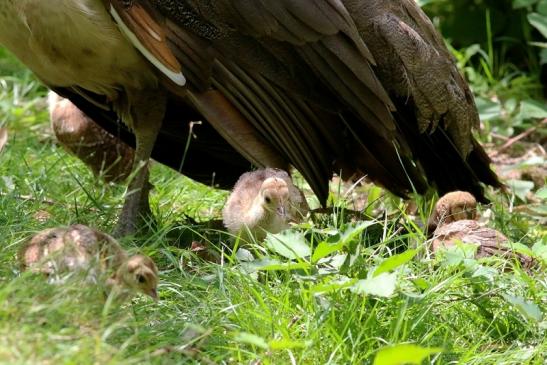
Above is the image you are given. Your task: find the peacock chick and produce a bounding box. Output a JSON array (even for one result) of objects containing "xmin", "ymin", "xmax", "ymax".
[
  {"xmin": 19, "ymin": 224, "xmax": 158, "ymax": 300},
  {"xmin": 109, "ymin": 254, "xmax": 159, "ymax": 300},
  {"xmin": 428, "ymin": 191, "xmax": 477, "ymax": 232},
  {"xmin": 49, "ymin": 92, "xmax": 135, "ymax": 184},
  {"xmin": 429, "ymin": 192, "xmax": 535, "ymax": 270},
  {"xmin": 431, "ymin": 219, "xmax": 507, "ymax": 253},
  {"xmin": 223, "ymin": 168, "xmax": 309, "ymax": 242}
]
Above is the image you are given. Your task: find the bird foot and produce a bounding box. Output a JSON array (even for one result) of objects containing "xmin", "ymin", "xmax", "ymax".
[
  {"xmin": 113, "ymin": 196, "xmax": 153, "ymax": 238},
  {"xmin": 113, "ymin": 170, "xmax": 154, "ymax": 238},
  {"xmin": 113, "ymin": 212, "xmax": 139, "ymax": 238},
  {"xmin": 112, "ymin": 89, "xmax": 165, "ymax": 238}
]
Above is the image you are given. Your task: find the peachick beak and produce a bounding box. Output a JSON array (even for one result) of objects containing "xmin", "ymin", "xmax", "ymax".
[
  {"xmin": 148, "ymin": 288, "xmax": 159, "ymax": 301},
  {"xmin": 277, "ymin": 206, "xmax": 286, "ymax": 217}
]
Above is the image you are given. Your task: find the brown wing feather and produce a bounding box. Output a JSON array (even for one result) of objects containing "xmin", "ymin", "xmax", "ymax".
[
  {"xmin": 109, "ymin": 0, "xmax": 183, "ymax": 82},
  {"xmin": 224, "ymin": 0, "xmax": 397, "ymax": 133},
  {"xmin": 346, "ymin": 0, "xmax": 480, "ymax": 156},
  {"xmin": 114, "ymin": 0, "xmax": 500, "ymax": 203},
  {"xmin": 210, "ymin": 60, "xmax": 333, "ymax": 200},
  {"xmin": 153, "ymin": 0, "xmax": 410, "ymax": 201},
  {"xmin": 186, "ymin": 89, "xmax": 289, "ymax": 170}
]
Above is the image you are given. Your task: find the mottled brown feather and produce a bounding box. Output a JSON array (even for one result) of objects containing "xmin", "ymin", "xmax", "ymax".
[
  {"xmin": 49, "ymin": 92, "xmax": 135, "ymax": 183},
  {"xmin": 110, "ymin": 0, "xmax": 181, "ymax": 74},
  {"xmin": 0, "ymin": 0, "xmax": 502, "ymax": 214},
  {"xmin": 429, "ymin": 192, "xmax": 536, "ymax": 270},
  {"xmin": 19, "ymin": 224, "xmax": 159, "ymax": 299}
]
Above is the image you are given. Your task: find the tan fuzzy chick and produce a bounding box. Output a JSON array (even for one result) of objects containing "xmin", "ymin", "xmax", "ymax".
[
  {"xmin": 429, "ymin": 192, "xmax": 535, "ymax": 269},
  {"xmin": 49, "ymin": 92, "xmax": 134, "ymax": 183},
  {"xmin": 19, "ymin": 224, "xmax": 158, "ymax": 300},
  {"xmin": 223, "ymin": 168, "xmax": 309, "ymax": 241},
  {"xmin": 431, "ymin": 219, "xmax": 507, "ymax": 253},
  {"xmin": 428, "ymin": 191, "xmax": 477, "ymax": 232}
]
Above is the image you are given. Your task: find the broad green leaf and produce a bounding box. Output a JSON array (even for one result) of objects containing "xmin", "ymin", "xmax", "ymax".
[
  {"xmin": 518, "ymin": 99, "xmax": 547, "ymax": 119},
  {"xmin": 509, "ymin": 155, "xmax": 545, "ymax": 169},
  {"xmin": 512, "ymin": 0, "xmax": 538, "ymax": 9},
  {"xmin": 475, "ymin": 97, "xmax": 502, "ymax": 121},
  {"xmin": 540, "ymin": 48, "xmax": 547, "ymax": 65},
  {"xmin": 532, "ymin": 240, "xmax": 547, "ymax": 263},
  {"xmin": 235, "ymin": 248, "xmax": 254, "ymax": 262},
  {"xmin": 234, "ymin": 333, "xmax": 312, "ymax": 351},
  {"xmin": 373, "ymin": 344, "xmax": 442, "ymax": 365},
  {"xmin": 351, "ymin": 272, "xmax": 397, "ymax": 297},
  {"xmin": 507, "ymin": 179, "xmax": 535, "ymax": 201},
  {"xmin": 472, "ymin": 265, "xmax": 498, "ymax": 281},
  {"xmin": 339, "ymin": 221, "xmax": 377, "ymax": 246},
  {"xmin": 233, "ymin": 332, "xmax": 268, "ymax": 349},
  {"xmin": 502, "ymin": 295, "xmax": 543, "ymax": 322},
  {"xmin": 504, "ymin": 98, "xmax": 519, "ymax": 115},
  {"xmin": 365, "ymin": 186, "xmax": 383, "ymax": 216},
  {"xmin": 1, "ymin": 176, "xmax": 15, "ymax": 192},
  {"xmin": 528, "ymin": 12, "xmax": 547, "ymax": 38},
  {"xmin": 505, "ymin": 241, "xmax": 535, "ymax": 257},
  {"xmin": 257, "ymin": 262, "xmax": 311, "ymax": 271},
  {"xmin": 240, "ymin": 258, "xmax": 311, "ymax": 272},
  {"xmin": 373, "ymin": 249, "xmax": 417, "ymax": 277},
  {"xmin": 308, "ymin": 277, "xmax": 356, "ymax": 294},
  {"xmin": 438, "ymin": 242, "xmax": 478, "ymax": 267},
  {"xmin": 264, "ymin": 230, "xmax": 311, "ymax": 259},
  {"xmin": 311, "ymin": 240, "xmax": 346, "ymax": 263},
  {"xmin": 538, "ymin": 0, "xmax": 547, "ymax": 15},
  {"xmin": 527, "ymin": 204, "xmax": 547, "ymax": 216},
  {"xmin": 329, "ymin": 253, "xmax": 350, "ymax": 270},
  {"xmin": 412, "ymin": 278, "xmax": 430, "ymax": 290},
  {"xmin": 535, "ymin": 186, "xmax": 547, "ymax": 199},
  {"xmin": 464, "ymin": 44, "xmax": 484, "ymax": 61}
]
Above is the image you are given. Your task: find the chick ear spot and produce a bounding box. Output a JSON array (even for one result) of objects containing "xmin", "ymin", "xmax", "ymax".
[{"xmin": 136, "ymin": 274, "xmax": 146, "ymax": 283}]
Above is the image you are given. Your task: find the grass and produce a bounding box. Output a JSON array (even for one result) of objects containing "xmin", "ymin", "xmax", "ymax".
[{"xmin": 0, "ymin": 46, "xmax": 546, "ymax": 364}]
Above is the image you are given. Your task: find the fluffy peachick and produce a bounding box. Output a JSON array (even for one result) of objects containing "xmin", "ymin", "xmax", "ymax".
[
  {"xmin": 19, "ymin": 224, "xmax": 159, "ymax": 300},
  {"xmin": 223, "ymin": 168, "xmax": 309, "ymax": 241}
]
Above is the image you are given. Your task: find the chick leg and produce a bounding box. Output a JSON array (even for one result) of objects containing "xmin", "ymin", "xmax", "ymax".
[{"xmin": 114, "ymin": 90, "xmax": 166, "ymax": 237}]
